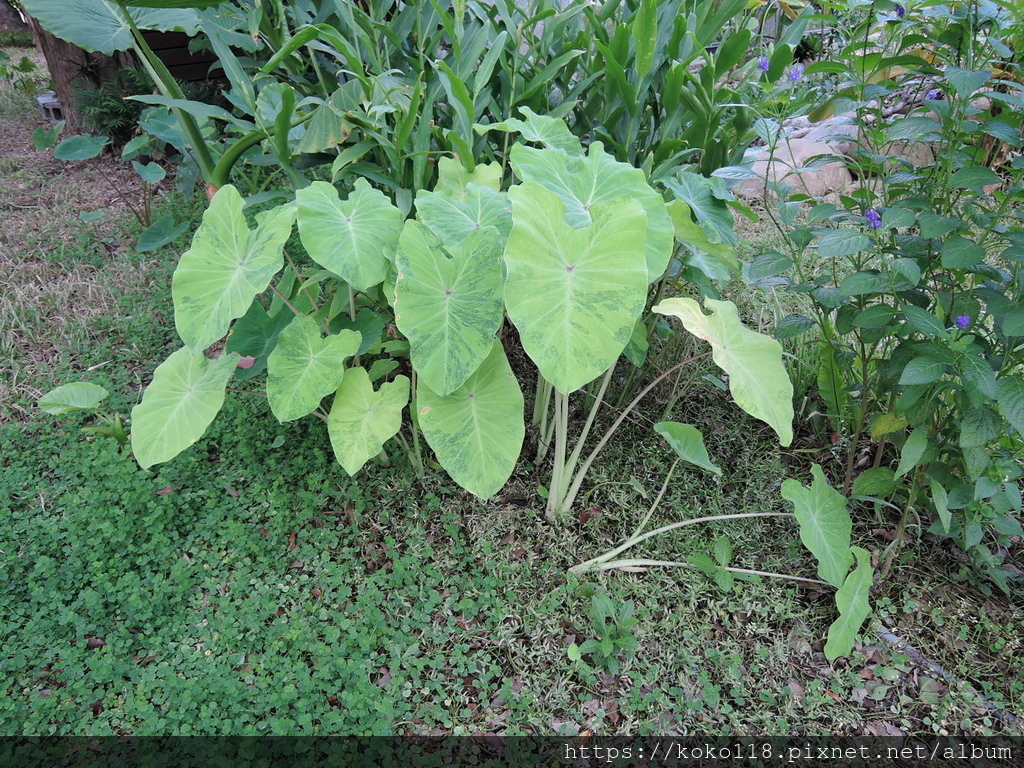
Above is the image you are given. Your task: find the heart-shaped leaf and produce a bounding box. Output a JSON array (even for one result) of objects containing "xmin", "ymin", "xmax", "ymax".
[
  {"xmin": 38, "ymin": 382, "xmax": 109, "ymax": 414},
  {"xmin": 327, "ymin": 368, "xmax": 409, "ymax": 475},
  {"xmin": 131, "ymin": 348, "xmax": 238, "ymax": 469},
  {"xmin": 781, "ymin": 464, "xmax": 854, "ymax": 588},
  {"xmin": 653, "ymin": 422, "xmax": 722, "ymax": 476},
  {"xmin": 417, "ymin": 341, "xmax": 525, "ymax": 498},
  {"xmin": 655, "ymin": 298, "xmax": 794, "ymax": 446},
  {"xmin": 414, "ymin": 185, "xmax": 513, "ymax": 246},
  {"xmin": 394, "ymin": 221, "xmax": 504, "ymax": 396},
  {"xmin": 504, "ymin": 183, "xmax": 649, "ymax": 394},
  {"xmin": 824, "ymin": 546, "xmax": 873, "ymax": 660},
  {"xmin": 296, "ymin": 178, "xmax": 403, "ymax": 291},
  {"xmin": 509, "ymin": 141, "xmax": 672, "ymax": 281},
  {"xmin": 172, "ymin": 187, "xmax": 295, "ymax": 351},
  {"xmin": 20, "ymin": 0, "xmax": 199, "ymax": 54},
  {"xmin": 266, "ymin": 316, "xmax": 361, "ymax": 422}
]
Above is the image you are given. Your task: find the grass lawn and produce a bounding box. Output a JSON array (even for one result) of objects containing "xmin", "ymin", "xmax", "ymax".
[{"xmin": 1, "ymin": 50, "xmax": 1021, "ymax": 739}]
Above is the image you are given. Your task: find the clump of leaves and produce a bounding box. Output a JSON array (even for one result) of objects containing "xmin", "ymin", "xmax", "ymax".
[{"xmin": 568, "ymin": 592, "xmax": 639, "ymax": 675}]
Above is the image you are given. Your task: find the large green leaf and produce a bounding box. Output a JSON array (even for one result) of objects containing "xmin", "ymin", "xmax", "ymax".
[
  {"xmin": 509, "ymin": 141, "xmax": 673, "ymax": 281},
  {"xmin": 478, "ymin": 106, "xmax": 584, "ymax": 156},
  {"xmin": 21, "ymin": 0, "xmax": 199, "ymax": 54},
  {"xmin": 504, "ymin": 183, "xmax": 649, "ymax": 394},
  {"xmin": 296, "ymin": 179, "xmax": 403, "ymax": 291},
  {"xmin": 416, "ymin": 341, "xmax": 525, "ymax": 498},
  {"xmin": 996, "ymin": 375, "xmax": 1024, "ymax": 436},
  {"xmin": 781, "ymin": 464, "xmax": 854, "ymax": 588},
  {"xmin": 434, "ymin": 157, "xmax": 503, "ymax": 197},
  {"xmin": 824, "ymin": 546, "xmax": 873, "ymax": 660},
  {"xmin": 414, "ymin": 185, "xmax": 513, "ymax": 246},
  {"xmin": 266, "ymin": 317, "xmax": 361, "ymax": 422},
  {"xmin": 172, "ymin": 187, "xmax": 295, "ymax": 351},
  {"xmin": 327, "ymin": 368, "xmax": 409, "ymax": 475},
  {"xmin": 665, "ymin": 199, "xmax": 740, "ymax": 278},
  {"xmin": 653, "ymin": 422, "xmax": 722, "ymax": 476},
  {"xmin": 131, "ymin": 348, "xmax": 238, "ymax": 469},
  {"xmin": 394, "ymin": 221, "xmax": 504, "ymax": 396},
  {"xmin": 654, "ymin": 298, "xmax": 794, "ymax": 446},
  {"xmin": 38, "ymin": 382, "xmax": 109, "ymax": 415}
]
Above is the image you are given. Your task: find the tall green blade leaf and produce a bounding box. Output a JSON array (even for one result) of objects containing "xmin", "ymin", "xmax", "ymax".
[
  {"xmin": 504, "ymin": 183, "xmax": 649, "ymax": 394},
  {"xmin": 394, "ymin": 222, "xmax": 504, "ymax": 396},
  {"xmin": 172, "ymin": 187, "xmax": 295, "ymax": 351},
  {"xmin": 824, "ymin": 546, "xmax": 873, "ymax": 660},
  {"xmin": 655, "ymin": 298, "xmax": 794, "ymax": 446},
  {"xmin": 266, "ymin": 317, "xmax": 361, "ymax": 422},
  {"xmin": 653, "ymin": 422, "xmax": 722, "ymax": 476},
  {"xmin": 781, "ymin": 464, "xmax": 854, "ymax": 588},
  {"xmin": 509, "ymin": 141, "xmax": 673, "ymax": 281},
  {"xmin": 417, "ymin": 341, "xmax": 525, "ymax": 498},
  {"xmin": 327, "ymin": 368, "xmax": 409, "ymax": 475},
  {"xmin": 296, "ymin": 179, "xmax": 404, "ymax": 291},
  {"xmin": 131, "ymin": 348, "xmax": 238, "ymax": 469},
  {"xmin": 632, "ymin": 0, "xmax": 657, "ymax": 79}
]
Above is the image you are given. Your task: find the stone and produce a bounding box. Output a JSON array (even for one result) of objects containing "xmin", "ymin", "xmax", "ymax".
[{"xmin": 737, "ymin": 139, "xmax": 853, "ymax": 199}]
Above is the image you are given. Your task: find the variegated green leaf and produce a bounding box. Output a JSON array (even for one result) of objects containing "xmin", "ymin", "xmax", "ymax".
[
  {"xmin": 414, "ymin": 185, "xmax": 513, "ymax": 246},
  {"xmin": 655, "ymin": 298, "xmax": 794, "ymax": 446},
  {"xmin": 781, "ymin": 464, "xmax": 854, "ymax": 588},
  {"xmin": 504, "ymin": 183, "xmax": 649, "ymax": 394},
  {"xmin": 417, "ymin": 341, "xmax": 524, "ymax": 498},
  {"xmin": 509, "ymin": 141, "xmax": 673, "ymax": 281},
  {"xmin": 824, "ymin": 546, "xmax": 873, "ymax": 660},
  {"xmin": 131, "ymin": 348, "xmax": 238, "ymax": 469},
  {"xmin": 266, "ymin": 316, "xmax": 361, "ymax": 422},
  {"xmin": 296, "ymin": 178, "xmax": 403, "ymax": 291},
  {"xmin": 327, "ymin": 368, "xmax": 409, "ymax": 475},
  {"xmin": 172, "ymin": 187, "xmax": 295, "ymax": 351},
  {"xmin": 394, "ymin": 221, "xmax": 504, "ymax": 396}
]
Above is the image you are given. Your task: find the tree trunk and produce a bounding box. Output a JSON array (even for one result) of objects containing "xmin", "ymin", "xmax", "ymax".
[
  {"xmin": 0, "ymin": 0, "xmax": 29, "ymax": 32},
  {"xmin": 23, "ymin": 13, "xmax": 118, "ymax": 132}
]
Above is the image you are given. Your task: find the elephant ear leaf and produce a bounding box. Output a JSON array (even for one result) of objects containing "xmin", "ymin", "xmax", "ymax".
[
  {"xmin": 131, "ymin": 348, "xmax": 239, "ymax": 469},
  {"xmin": 266, "ymin": 316, "xmax": 361, "ymax": 422},
  {"xmin": 327, "ymin": 368, "xmax": 409, "ymax": 475},
  {"xmin": 653, "ymin": 422, "xmax": 722, "ymax": 476},
  {"xmin": 781, "ymin": 464, "xmax": 854, "ymax": 588},
  {"xmin": 296, "ymin": 178, "xmax": 403, "ymax": 291},
  {"xmin": 394, "ymin": 221, "xmax": 505, "ymax": 396},
  {"xmin": 172, "ymin": 186, "xmax": 295, "ymax": 351},
  {"xmin": 655, "ymin": 297, "xmax": 794, "ymax": 446},
  {"xmin": 416, "ymin": 341, "xmax": 525, "ymax": 499},
  {"xmin": 824, "ymin": 546, "xmax": 873, "ymax": 660},
  {"xmin": 503, "ymin": 182, "xmax": 649, "ymax": 394}
]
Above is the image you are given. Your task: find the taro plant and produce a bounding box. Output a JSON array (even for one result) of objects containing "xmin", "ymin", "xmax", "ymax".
[
  {"xmin": 566, "ymin": 592, "xmax": 639, "ymax": 675},
  {"xmin": 37, "ymin": 382, "xmax": 130, "ymax": 449},
  {"xmin": 127, "ymin": 110, "xmax": 795, "ymax": 524}
]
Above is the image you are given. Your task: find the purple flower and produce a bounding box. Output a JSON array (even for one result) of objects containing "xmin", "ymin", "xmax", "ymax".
[
  {"xmin": 758, "ymin": 55, "xmax": 770, "ymax": 72},
  {"xmin": 926, "ymin": 88, "xmax": 941, "ymax": 100},
  {"xmin": 789, "ymin": 63, "xmax": 805, "ymax": 82},
  {"xmin": 894, "ymin": 3, "xmax": 906, "ymax": 18},
  {"xmin": 954, "ymin": 315, "xmax": 971, "ymax": 329},
  {"xmin": 865, "ymin": 209, "xmax": 883, "ymax": 229}
]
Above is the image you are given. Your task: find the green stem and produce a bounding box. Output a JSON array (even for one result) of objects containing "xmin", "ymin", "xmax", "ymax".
[
  {"xmin": 556, "ymin": 351, "xmax": 711, "ymax": 518},
  {"xmin": 570, "ymin": 512, "xmax": 795, "ymax": 574},
  {"xmin": 119, "ymin": 4, "xmax": 216, "ymax": 184},
  {"xmin": 575, "ymin": 559, "xmax": 830, "ymax": 584},
  {"xmin": 546, "ymin": 389, "xmax": 570, "ymax": 521},
  {"xmin": 563, "ymin": 363, "xmax": 615, "ymax": 486}
]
